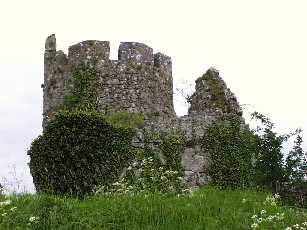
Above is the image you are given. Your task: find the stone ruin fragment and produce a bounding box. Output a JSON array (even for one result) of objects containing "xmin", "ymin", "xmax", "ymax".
[{"xmin": 43, "ymin": 34, "xmax": 243, "ymax": 188}]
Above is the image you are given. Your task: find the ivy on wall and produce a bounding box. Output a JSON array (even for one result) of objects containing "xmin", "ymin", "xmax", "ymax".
[
  {"xmin": 201, "ymin": 116, "xmax": 257, "ymax": 188},
  {"xmin": 61, "ymin": 66, "xmax": 98, "ymax": 112},
  {"xmin": 97, "ymin": 130, "xmax": 186, "ymax": 194},
  {"xmin": 29, "ymin": 65, "xmax": 139, "ymax": 197}
]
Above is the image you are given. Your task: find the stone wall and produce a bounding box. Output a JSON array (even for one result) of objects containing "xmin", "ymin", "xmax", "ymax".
[{"xmin": 42, "ymin": 34, "xmax": 243, "ymax": 188}]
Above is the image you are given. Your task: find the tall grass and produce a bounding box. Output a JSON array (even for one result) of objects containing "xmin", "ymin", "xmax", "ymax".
[{"xmin": 0, "ymin": 187, "xmax": 306, "ymax": 230}]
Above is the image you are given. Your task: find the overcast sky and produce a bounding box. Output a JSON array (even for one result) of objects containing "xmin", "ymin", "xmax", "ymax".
[{"xmin": 0, "ymin": 0, "xmax": 306, "ymax": 193}]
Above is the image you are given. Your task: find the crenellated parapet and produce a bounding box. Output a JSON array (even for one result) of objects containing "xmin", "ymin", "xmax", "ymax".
[{"xmin": 43, "ymin": 34, "xmax": 175, "ymax": 123}]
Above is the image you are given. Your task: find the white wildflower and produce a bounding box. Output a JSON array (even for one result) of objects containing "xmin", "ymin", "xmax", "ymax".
[
  {"xmin": 148, "ymin": 157, "xmax": 153, "ymax": 162},
  {"xmin": 251, "ymin": 215, "xmax": 258, "ymax": 220},
  {"xmin": 0, "ymin": 200, "xmax": 11, "ymax": 206},
  {"xmin": 1, "ymin": 213, "xmax": 7, "ymax": 217},
  {"xmin": 260, "ymin": 209, "xmax": 266, "ymax": 215},
  {"xmin": 251, "ymin": 223, "xmax": 258, "ymax": 229},
  {"xmin": 302, "ymin": 222, "xmax": 307, "ymax": 226},
  {"xmin": 29, "ymin": 216, "xmax": 39, "ymax": 222},
  {"xmin": 257, "ymin": 217, "xmax": 263, "ymax": 223},
  {"xmin": 127, "ymin": 166, "xmax": 132, "ymax": 170},
  {"xmin": 277, "ymin": 212, "xmax": 285, "ymax": 220},
  {"xmin": 274, "ymin": 193, "xmax": 280, "ymax": 199},
  {"xmin": 10, "ymin": 207, "xmax": 17, "ymax": 212},
  {"xmin": 285, "ymin": 227, "xmax": 292, "ymax": 230},
  {"xmin": 267, "ymin": 215, "xmax": 274, "ymax": 221}
]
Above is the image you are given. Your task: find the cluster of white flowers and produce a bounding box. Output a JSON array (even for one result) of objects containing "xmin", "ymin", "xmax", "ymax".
[
  {"xmin": 0, "ymin": 200, "xmax": 11, "ymax": 207},
  {"xmin": 251, "ymin": 210, "xmax": 285, "ymax": 229},
  {"xmin": 27, "ymin": 216, "xmax": 40, "ymax": 227},
  {"xmin": 0, "ymin": 199, "xmax": 15, "ymax": 218},
  {"xmin": 284, "ymin": 222, "xmax": 307, "ymax": 230},
  {"xmin": 250, "ymin": 194, "xmax": 283, "ymax": 229},
  {"xmin": 0, "ymin": 198, "xmax": 40, "ymax": 228},
  {"xmin": 250, "ymin": 194, "xmax": 307, "ymax": 230},
  {"xmin": 103, "ymin": 178, "xmax": 136, "ymax": 195},
  {"xmin": 29, "ymin": 216, "xmax": 39, "ymax": 222},
  {"xmin": 263, "ymin": 193, "xmax": 280, "ymax": 206},
  {"xmin": 141, "ymin": 157, "xmax": 154, "ymax": 166},
  {"xmin": 95, "ymin": 156, "xmax": 184, "ymax": 195}
]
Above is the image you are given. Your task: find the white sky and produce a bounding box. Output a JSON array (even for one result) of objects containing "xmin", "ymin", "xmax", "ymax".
[{"xmin": 0, "ymin": 0, "xmax": 306, "ymax": 192}]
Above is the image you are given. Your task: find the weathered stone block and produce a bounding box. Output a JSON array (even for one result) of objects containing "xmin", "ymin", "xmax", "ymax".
[
  {"xmin": 118, "ymin": 42, "xmax": 153, "ymax": 65},
  {"xmin": 68, "ymin": 40, "xmax": 110, "ymax": 67}
]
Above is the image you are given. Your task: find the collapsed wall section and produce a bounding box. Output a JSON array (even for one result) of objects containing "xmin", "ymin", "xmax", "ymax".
[
  {"xmin": 144, "ymin": 68, "xmax": 243, "ymax": 187},
  {"xmin": 188, "ymin": 68, "xmax": 242, "ymax": 117}
]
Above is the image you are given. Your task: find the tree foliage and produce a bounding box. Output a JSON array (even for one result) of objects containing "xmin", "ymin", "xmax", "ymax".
[
  {"xmin": 285, "ymin": 129, "xmax": 307, "ymax": 185},
  {"xmin": 202, "ymin": 111, "xmax": 306, "ymax": 193}
]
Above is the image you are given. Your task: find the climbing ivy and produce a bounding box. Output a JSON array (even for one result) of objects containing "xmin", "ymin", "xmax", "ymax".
[
  {"xmin": 61, "ymin": 65, "xmax": 97, "ymax": 112},
  {"xmin": 201, "ymin": 116, "xmax": 257, "ymax": 188},
  {"xmin": 96, "ymin": 130, "xmax": 186, "ymax": 194},
  {"xmin": 29, "ymin": 65, "xmax": 139, "ymax": 197},
  {"xmin": 142, "ymin": 131, "xmax": 185, "ymax": 174}
]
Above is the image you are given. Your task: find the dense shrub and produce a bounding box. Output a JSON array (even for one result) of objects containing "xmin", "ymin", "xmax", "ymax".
[
  {"xmin": 201, "ymin": 116, "xmax": 258, "ymax": 188},
  {"xmin": 28, "ymin": 110, "xmax": 135, "ymax": 197}
]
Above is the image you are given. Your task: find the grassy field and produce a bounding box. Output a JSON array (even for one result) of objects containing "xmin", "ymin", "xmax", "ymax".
[{"xmin": 0, "ymin": 187, "xmax": 306, "ymax": 230}]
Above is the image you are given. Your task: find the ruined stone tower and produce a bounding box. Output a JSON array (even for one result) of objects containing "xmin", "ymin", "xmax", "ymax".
[
  {"xmin": 43, "ymin": 34, "xmax": 243, "ymax": 187},
  {"xmin": 43, "ymin": 34, "xmax": 175, "ymax": 124}
]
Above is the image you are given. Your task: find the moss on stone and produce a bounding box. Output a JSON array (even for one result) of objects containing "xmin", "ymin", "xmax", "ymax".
[
  {"xmin": 104, "ymin": 111, "xmax": 145, "ymax": 129},
  {"xmin": 201, "ymin": 72, "xmax": 227, "ymax": 112}
]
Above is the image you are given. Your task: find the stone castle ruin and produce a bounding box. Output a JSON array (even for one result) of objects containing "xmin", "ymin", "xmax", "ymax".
[{"xmin": 43, "ymin": 34, "xmax": 243, "ymax": 187}]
